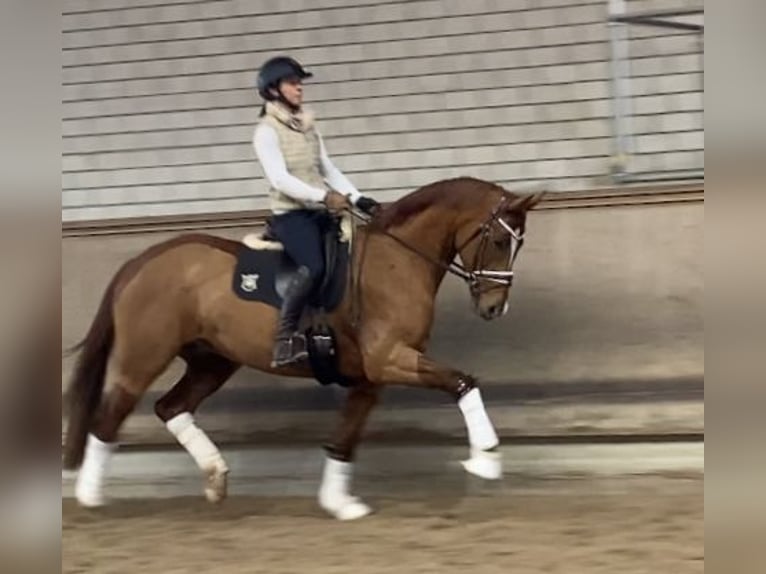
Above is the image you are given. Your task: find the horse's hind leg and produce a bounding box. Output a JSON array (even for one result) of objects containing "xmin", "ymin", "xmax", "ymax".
[
  {"xmin": 75, "ymin": 385, "xmax": 141, "ymax": 507},
  {"xmin": 76, "ymin": 345, "xmax": 177, "ymax": 508},
  {"xmin": 154, "ymin": 344, "xmax": 240, "ymax": 503}
]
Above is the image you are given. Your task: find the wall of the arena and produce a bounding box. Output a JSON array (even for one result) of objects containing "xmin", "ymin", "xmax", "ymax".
[
  {"xmin": 62, "ymin": 196, "xmax": 703, "ymax": 399},
  {"xmin": 62, "ymin": 0, "xmax": 703, "ymax": 222}
]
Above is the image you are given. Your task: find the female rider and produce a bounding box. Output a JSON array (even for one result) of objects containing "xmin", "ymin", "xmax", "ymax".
[{"xmin": 253, "ymin": 56, "xmax": 380, "ymax": 367}]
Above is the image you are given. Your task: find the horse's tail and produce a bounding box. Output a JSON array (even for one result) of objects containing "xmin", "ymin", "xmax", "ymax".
[{"xmin": 62, "ymin": 274, "xmax": 119, "ymax": 470}]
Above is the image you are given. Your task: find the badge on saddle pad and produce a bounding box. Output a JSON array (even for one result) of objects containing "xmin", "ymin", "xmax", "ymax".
[
  {"xmin": 232, "ymin": 247, "xmax": 282, "ymax": 305},
  {"xmin": 240, "ymin": 273, "xmax": 260, "ymax": 293}
]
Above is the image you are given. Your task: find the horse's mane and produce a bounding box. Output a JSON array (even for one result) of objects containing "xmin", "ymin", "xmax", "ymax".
[{"xmin": 373, "ymin": 177, "xmax": 505, "ymax": 230}]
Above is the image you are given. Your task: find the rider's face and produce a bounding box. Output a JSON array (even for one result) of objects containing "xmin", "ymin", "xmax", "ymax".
[{"xmin": 277, "ymin": 77, "xmax": 304, "ymax": 108}]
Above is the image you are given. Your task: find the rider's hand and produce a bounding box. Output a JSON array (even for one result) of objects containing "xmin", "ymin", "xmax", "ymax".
[
  {"xmin": 323, "ymin": 190, "xmax": 351, "ymax": 213},
  {"xmin": 355, "ymin": 195, "xmax": 382, "ymax": 217}
]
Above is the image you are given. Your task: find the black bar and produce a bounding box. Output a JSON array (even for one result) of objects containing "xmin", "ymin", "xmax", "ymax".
[
  {"xmin": 610, "ymin": 14, "xmax": 703, "ymax": 32},
  {"xmin": 621, "ymin": 8, "xmax": 702, "ymax": 18}
]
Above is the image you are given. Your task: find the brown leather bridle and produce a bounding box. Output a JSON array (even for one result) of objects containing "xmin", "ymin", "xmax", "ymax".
[{"xmin": 452, "ymin": 196, "xmax": 524, "ymax": 292}]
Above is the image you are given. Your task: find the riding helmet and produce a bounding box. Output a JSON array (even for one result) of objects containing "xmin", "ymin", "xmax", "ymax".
[{"xmin": 256, "ymin": 56, "xmax": 313, "ymax": 100}]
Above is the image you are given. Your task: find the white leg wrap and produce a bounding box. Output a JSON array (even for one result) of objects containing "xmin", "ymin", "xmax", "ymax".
[
  {"xmin": 166, "ymin": 413, "xmax": 229, "ymax": 503},
  {"xmin": 166, "ymin": 413, "xmax": 227, "ymax": 473},
  {"xmin": 458, "ymin": 388, "xmax": 500, "ymax": 451},
  {"xmin": 75, "ymin": 434, "xmax": 116, "ymax": 507},
  {"xmin": 318, "ymin": 457, "xmax": 372, "ymax": 521},
  {"xmin": 458, "ymin": 388, "xmax": 503, "ymax": 480}
]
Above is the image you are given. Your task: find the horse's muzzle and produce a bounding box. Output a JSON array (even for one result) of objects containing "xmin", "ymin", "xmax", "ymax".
[{"xmin": 476, "ymin": 300, "xmax": 509, "ymax": 321}]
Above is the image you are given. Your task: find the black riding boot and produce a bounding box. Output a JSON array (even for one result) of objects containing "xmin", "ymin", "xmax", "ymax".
[{"xmin": 271, "ymin": 265, "xmax": 313, "ymax": 368}]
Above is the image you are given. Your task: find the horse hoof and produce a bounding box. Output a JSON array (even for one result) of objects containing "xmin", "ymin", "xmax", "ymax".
[
  {"xmin": 75, "ymin": 489, "xmax": 106, "ymax": 508},
  {"xmin": 320, "ymin": 495, "xmax": 373, "ymax": 521},
  {"xmin": 461, "ymin": 449, "xmax": 503, "ymax": 480},
  {"xmin": 204, "ymin": 468, "xmax": 228, "ymax": 504}
]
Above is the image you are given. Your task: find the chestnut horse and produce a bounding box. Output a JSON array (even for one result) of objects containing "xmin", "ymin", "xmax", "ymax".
[{"xmin": 63, "ymin": 176, "xmax": 544, "ymax": 520}]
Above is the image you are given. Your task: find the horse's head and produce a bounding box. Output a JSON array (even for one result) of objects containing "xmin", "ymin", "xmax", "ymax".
[{"xmin": 455, "ymin": 190, "xmax": 545, "ymax": 320}]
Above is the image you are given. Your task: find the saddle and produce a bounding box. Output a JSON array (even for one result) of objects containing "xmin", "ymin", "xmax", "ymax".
[{"xmin": 231, "ymin": 214, "xmax": 354, "ymax": 387}]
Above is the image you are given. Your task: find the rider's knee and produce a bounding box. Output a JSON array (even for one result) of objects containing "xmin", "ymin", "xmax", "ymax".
[{"xmin": 304, "ymin": 261, "xmax": 324, "ymax": 282}]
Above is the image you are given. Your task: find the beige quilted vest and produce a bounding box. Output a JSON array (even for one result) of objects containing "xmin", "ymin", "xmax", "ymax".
[{"xmin": 260, "ymin": 102, "xmax": 325, "ymax": 214}]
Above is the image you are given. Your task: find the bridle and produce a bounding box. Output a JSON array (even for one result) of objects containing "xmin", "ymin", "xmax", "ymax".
[
  {"xmin": 452, "ymin": 195, "xmax": 524, "ymax": 292},
  {"xmin": 350, "ymin": 195, "xmax": 524, "ymax": 291}
]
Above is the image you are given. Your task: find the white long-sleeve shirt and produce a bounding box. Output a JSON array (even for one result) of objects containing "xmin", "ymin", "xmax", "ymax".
[{"xmin": 253, "ymin": 123, "xmax": 361, "ymax": 205}]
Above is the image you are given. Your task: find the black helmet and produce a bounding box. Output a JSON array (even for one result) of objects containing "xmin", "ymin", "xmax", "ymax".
[{"xmin": 256, "ymin": 56, "xmax": 313, "ymax": 100}]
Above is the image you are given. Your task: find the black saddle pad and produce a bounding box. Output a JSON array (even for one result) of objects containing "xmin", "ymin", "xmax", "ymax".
[{"xmin": 232, "ymin": 237, "xmax": 349, "ymax": 312}]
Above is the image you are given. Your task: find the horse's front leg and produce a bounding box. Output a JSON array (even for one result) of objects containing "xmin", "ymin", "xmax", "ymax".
[
  {"xmin": 319, "ymin": 382, "xmax": 380, "ymax": 520},
  {"xmin": 364, "ymin": 344, "xmax": 502, "ymax": 480}
]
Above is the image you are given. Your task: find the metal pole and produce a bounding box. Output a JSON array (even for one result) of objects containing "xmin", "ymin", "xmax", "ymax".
[{"xmin": 607, "ymin": 0, "xmax": 634, "ymax": 182}]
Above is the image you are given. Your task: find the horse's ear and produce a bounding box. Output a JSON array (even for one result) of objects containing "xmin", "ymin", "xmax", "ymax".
[
  {"xmin": 524, "ymin": 191, "xmax": 546, "ymax": 211},
  {"xmin": 505, "ymin": 191, "xmax": 546, "ymax": 213},
  {"xmin": 505, "ymin": 195, "xmax": 528, "ymax": 212}
]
